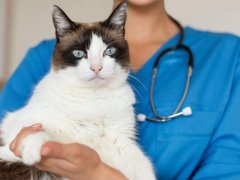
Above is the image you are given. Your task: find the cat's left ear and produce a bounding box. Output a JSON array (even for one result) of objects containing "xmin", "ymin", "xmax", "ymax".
[
  {"xmin": 52, "ymin": 5, "xmax": 77, "ymax": 39},
  {"xmin": 102, "ymin": 2, "xmax": 127, "ymax": 35}
]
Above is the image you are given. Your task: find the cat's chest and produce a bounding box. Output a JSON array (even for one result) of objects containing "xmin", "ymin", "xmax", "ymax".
[
  {"xmin": 41, "ymin": 86, "xmax": 135, "ymax": 142},
  {"xmin": 46, "ymin": 85, "xmax": 135, "ymax": 121}
]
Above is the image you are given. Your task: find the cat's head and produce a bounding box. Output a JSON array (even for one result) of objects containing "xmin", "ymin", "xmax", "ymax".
[{"xmin": 52, "ymin": 2, "xmax": 129, "ymax": 88}]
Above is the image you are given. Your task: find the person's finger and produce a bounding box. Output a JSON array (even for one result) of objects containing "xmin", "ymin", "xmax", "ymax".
[
  {"xmin": 9, "ymin": 139, "xmax": 16, "ymax": 151},
  {"xmin": 10, "ymin": 124, "xmax": 43, "ymax": 157},
  {"xmin": 41, "ymin": 142, "xmax": 81, "ymax": 162},
  {"xmin": 38, "ymin": 142, "xmax": 107, "ymax": 179},
  {"xmin": 35, "ymin": 157, "xmax": 76, "ymax": 177}
]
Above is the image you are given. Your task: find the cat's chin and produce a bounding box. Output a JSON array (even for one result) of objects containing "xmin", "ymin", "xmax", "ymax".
[
  {"xmin": 84, "ymin": 76, "xmax": 110, "ymax": 87},
  {"xmin": 82, "ymin": 74, "xmax": 127, "ymax": 89}
]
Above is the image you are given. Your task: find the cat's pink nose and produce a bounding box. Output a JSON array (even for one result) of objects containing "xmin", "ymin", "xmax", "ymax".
[{"xmin": 90, "ymin": 65, "xmax": 103, "ymax": 74}]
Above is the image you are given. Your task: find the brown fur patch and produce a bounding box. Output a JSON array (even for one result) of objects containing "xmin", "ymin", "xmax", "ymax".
[
  {"xmin": 53, "ymin": 22, "xmax": 129, "ymax": 71},
  {"xmin": 52, "ymin": 4, "xmax": 129, "ymax": 71},
  {"xmin": 0, "ymin": 161, "xmax": 62, "ymax": 180}
]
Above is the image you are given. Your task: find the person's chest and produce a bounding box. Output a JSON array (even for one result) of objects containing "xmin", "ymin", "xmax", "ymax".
[{"xmin": 128, "ymin": 43, "xmax": 234, "ymax": 179}]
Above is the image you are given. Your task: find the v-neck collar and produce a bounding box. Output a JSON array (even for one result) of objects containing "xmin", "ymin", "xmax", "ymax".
[
  {"xmin": 128, "ymin": 27, "xmax": 192, "ymax": 114},
  {"xmin": 131, "ymin": 27, "xmax": 184, "ymax": 78}
]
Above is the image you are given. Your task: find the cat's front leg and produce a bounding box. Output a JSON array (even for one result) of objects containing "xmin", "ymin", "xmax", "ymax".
[
  {"xmin": 116, "ymin": 142, "xmax": 156, "ymax": 180},
  {"xmin": 0, "ymin": 145, "xmax": 21, "ymax": 162},
  {"xmin": 19, "ymin": 131, "xmax": 52, "ymax": 165}
]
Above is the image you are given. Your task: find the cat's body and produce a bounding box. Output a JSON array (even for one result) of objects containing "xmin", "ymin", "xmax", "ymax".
[
  {"xmin": 0, "ymin": 68, "xmax": 152, "ymax": 179},
  {"xmin": 0, "ymin": 3, "xmax": 156, "ymax": 180}
]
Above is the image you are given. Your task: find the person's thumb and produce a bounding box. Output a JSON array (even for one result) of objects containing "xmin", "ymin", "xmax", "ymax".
[
  {"xmin": 41, "ymin": 141, "xmax": 88, "ymax": 163},
  {"xmin": 41, "ymin": 141, "xmax": 70, "ymax": 160}
]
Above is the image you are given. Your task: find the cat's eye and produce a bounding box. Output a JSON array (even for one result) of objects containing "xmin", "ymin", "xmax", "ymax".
[
  {"xmin": 72, "ymin": 50, "xmax": 86, "ymax": 59},
  {"xmin": 104, "ymin": 47, "xmax": 116, "ymax": 56}
]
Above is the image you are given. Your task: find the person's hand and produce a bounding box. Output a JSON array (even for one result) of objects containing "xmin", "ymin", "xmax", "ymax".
[{"xmin": 10, "ymin": 124, "xmax": 127, "ymax": 180}]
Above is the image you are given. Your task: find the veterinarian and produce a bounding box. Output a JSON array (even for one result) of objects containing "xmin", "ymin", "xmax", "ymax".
[{"xmin": 1, "ymin": 0, "xmax": 240, "ymax": 179}]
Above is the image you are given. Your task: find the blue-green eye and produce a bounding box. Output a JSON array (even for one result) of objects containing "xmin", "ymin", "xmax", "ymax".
[
  {"xmin": 72, "ymin": 50, "xmax": 86, "ymax": 58},
  {"xmin": 104, "ymin": 47, "xmax": 116, "ymax": 56}
]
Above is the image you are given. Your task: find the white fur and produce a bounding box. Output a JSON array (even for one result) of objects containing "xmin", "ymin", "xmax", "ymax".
[{"xmin": 0, "ymin": 34, "xmax": 156, "ymax": 180}]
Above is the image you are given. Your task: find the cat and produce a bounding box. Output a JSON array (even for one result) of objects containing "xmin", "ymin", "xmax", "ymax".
[{"xmin": 0, "ymin": 2, "xmax": 156, "ymax": 180}]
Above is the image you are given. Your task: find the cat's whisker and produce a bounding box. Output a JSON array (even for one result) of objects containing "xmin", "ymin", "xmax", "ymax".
[
  {"xmin": 107, "ymin": 33, "xmax": 123, "ymax": 41},
  {"xmin": 103, "ymin": 19, "xmax": 112, "ymax": 40},
  {"xmin": 128, "ymin": 75, "xmax": 147, "ymax": 91},
  {"xmin": 107, "ymin": 40, "xmax": 122, "ymax": 46},
  {"xmin": 128, "ymin": 83, "xmax": 144, "ymax": 102},
  {"xmin": 107, "ymin": 34, "xmax": 123, "ymax": 44},
  {"xmin": 71, "ymin": 31, "xmax": 83, "ymax": 44},
  {"xmin": 106, "ymin": 39, "xmax": 125, "ymax": 48}
]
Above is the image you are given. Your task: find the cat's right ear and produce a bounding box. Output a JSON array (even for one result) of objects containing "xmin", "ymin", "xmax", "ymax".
[
  {"xmin": 52, "ymin": 5, "xmax": 77, "ymax": 39},
  {"xmin": 102, "ymin": 2, "xmax": 127, "ymax": 35}
]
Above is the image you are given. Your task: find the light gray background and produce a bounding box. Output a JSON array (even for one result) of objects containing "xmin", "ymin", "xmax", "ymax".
[
  {"xmin": 1, "ymin": 0, "xmax": 240, "ymax": 79},
  {"xmin": 0, "ymin": 0, "xmax": 8, "ymax": 80}
]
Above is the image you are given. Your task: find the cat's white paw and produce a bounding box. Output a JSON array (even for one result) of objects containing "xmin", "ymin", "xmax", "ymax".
[
  {"xmin": 0, "ymin": 145, "xmax": 21, "ymax": 162},
  {"xmin": 19, "ymin": 131, "xmax": 51, "ymax": 165}
]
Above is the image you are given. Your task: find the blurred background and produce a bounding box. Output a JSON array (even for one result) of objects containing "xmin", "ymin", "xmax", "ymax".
[{"xmin": 0, "ymin": 0, "xmax": 240, "ymax": 88}]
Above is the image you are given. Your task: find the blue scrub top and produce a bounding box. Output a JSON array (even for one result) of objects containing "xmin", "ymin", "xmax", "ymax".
[{"xmin": 0, "ymin": 27, "xmax": 240, "ymax": 179}]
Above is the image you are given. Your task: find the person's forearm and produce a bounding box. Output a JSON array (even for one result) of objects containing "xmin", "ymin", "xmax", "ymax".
[
  {"xmin": 70, "ymin": 162, "xmax": 127, "ymax": 180},
  {"xmin": 99, "ymin": 162, "xmax": 127, "ymax": 180},
  {"xmin": 10, "ymin": 125, "xmax": 127, "ymax": 180}
]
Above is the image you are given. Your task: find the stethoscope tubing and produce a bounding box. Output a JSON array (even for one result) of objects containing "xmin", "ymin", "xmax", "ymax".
[{"xmin": 140, "ymin": 15, "xmax": 194, "ymax": 123}]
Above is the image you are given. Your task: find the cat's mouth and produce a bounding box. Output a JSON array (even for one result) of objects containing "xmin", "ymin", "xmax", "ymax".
[{"xmin": 88, "ymin": 75, "xmax": 105, "ymax": 81}]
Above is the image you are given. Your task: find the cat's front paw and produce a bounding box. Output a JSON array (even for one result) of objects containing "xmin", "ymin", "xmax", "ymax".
[{"xmin": 20, "ymin": 131, "xmax": 51, "ymax": 165}]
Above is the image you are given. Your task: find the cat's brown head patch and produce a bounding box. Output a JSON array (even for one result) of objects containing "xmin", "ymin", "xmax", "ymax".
[{"xmin": 52, "ymin": 2, "xmax": 129, "ymax": 71}]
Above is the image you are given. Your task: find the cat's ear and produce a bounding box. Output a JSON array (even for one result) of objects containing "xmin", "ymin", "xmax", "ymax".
[
  {"xmin": 103, "ymin": 2, "xmax": 127, "ymax": 35},
  {"xmin": 52, "ymin": 5, "xmax": 77, "ymax": 38}
]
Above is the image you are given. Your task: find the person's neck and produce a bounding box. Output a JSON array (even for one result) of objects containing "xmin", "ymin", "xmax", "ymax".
[
  {"xmin": 124, "ymin": 1, "xmax": 179, "ymax": 45},
  {"xmin": 113, "ymin": 1, "xmax": 180, "ymax": 72}
]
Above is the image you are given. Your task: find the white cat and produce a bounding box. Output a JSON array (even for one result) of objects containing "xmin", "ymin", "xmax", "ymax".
[{"xmin": 0, "ymin": 3, "xmax": 156, "ymax": 180}]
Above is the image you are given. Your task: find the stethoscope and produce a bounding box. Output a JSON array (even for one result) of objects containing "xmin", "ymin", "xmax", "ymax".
[{"xmin": 137, "ymin": 16, "xmax": 193, "ymax": 123}]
